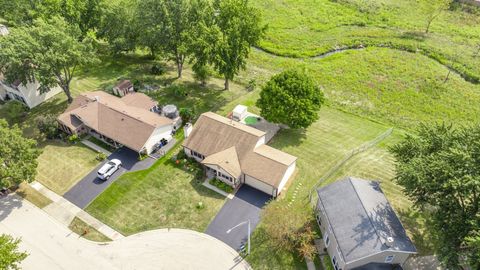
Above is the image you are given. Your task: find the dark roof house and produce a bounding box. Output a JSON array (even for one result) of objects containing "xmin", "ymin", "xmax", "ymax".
[{"xmin": 315, "ymin": 177, "xmax": 416, "ymax": 270}]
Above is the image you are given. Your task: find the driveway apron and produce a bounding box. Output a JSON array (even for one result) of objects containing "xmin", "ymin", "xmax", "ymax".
[{"xmin": 205, "ymin": 185, "xmax": 271, "ymax": 251}]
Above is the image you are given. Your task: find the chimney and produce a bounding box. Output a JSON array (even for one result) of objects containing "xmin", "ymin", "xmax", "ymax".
[
  {"xmin": 184, "ymin": 123, "xmax": 193, "ymax": 138},
  {"xmin": 94, "ymin": 96, "xmax": 100, "ymax": 101}
]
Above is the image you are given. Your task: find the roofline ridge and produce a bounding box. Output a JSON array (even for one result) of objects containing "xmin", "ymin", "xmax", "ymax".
[
  {"xmin": 253, "ymin": 145, "xmax": 297, "ymax": 166},
  {"xmin": 97, "ymin": 99, "xmax": 167, "ymax": 128},
  {"xmin": 349, "ymin": 178, "xmax": 387, "ymax": 251}
]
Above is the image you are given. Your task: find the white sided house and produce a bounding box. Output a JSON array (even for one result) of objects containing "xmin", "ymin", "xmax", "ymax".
[
  {"xmin": 182, "ymin": 112, "xmax": 297, "ymax": 197},
  {"xmin": 57, "ymin": 91, "xmax": 173, "ymax": 155},
  {"xmin": 316, "ymin": 177, "xmax": 417, "ymax": 270},
  {"xmin": 0, "ymin": 25, "xmax": 62, "ymax": 108},
  {"xmin": 0, "ymin": 78, "xmax": 62, "ymax": 109}
]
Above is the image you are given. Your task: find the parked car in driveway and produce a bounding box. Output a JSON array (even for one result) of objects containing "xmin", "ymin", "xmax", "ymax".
[{"xmin": 97, "ymin": 159, "xmax": 122, "ymax": 180}]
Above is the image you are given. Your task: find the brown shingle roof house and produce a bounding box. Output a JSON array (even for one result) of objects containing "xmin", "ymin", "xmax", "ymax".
[
  {"xmin": 183, "ymin": 112, "xmax": 297, "ymax": 197},
  {"xmin": 58, "ymin": 91, "xmax": 173, "ymax": 154}
]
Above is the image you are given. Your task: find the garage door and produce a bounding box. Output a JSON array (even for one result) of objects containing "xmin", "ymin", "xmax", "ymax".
[{"xmin": 244, "ymin": 175, "xmax": 275, "ymax": 196}]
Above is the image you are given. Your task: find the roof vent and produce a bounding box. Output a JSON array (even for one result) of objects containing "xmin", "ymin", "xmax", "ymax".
[{"xmin": 385, "ymin": 237, "xmax": 394, "ymax": 247}]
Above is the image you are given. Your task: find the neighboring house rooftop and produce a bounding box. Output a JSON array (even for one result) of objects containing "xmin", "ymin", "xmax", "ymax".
[
  {"xmin": 317, "ymin": 177, "xmax": 416, "ymax": 263},
  {"xmin": 58, "ymin": 91, "xmax": 172, "ymax": 152},
  {"xmin": 183, "ymin": 112, "xmax": 297, "ymax": 187}
]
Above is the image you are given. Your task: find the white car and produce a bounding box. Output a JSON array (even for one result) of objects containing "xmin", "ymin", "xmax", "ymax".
[{"xmin": 97, "ymin": 159, "xmax": 122, "ymax": 180}]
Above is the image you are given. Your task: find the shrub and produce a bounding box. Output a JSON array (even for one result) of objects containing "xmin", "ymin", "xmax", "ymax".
[
  {"xmin": 36, "ymin": 114, "xmax": 59, "ymax": 139},
  {"xmin": 247, "ymin": 79, "xmax": 257, "ymax": 92},
  {"xmin": 209, "ymin": 178, "xmax": 234, "ymax": 193},
  {"xmin": 150, "ymin": 63, "xmax": 166, "ymax": 75},
  {"xmin": 168, "ymin": 84, "xmax": 188, "ymax": 97},
  {"xmin": 96, "ymin": 152, "xmax": 107, "ymax": 161},
  {"xmin": 196, "ymin": 201, "xmax": 205, "ymax": 210},
  {"xmin": 179, "ymin": 107, "xmax": 194, "ymax": 123},
  {"xmin": 192, "ymin": 64, "xmax": 212, "ymax": 86},
  {"xmin": 68, "ymin": 134, "xmax": 79, "ymax": 143},
  {"xmin": 4, "ymin": 100, "xmax": 27, "ymax": 123}
]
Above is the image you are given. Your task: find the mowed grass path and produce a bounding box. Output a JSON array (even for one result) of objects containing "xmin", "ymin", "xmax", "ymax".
[
  {"xmin": 85, "ymin": 144, "xmax": 226, "ymax": 235},
  {"xmin": 36, "ymin": 142, "xmax": 100, "ymax": 195}
]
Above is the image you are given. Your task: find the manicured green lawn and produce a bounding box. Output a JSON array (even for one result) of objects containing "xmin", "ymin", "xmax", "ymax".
[
  {"xmin": 36, "ymin": 141, "xmax": 100, "ymax": 195},
  {"xmin": 85, "ymin": 141, "xmax": 226, "ymax": 235}
]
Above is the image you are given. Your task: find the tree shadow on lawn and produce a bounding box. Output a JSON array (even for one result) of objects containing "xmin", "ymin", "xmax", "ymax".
[
  {"xmin": 268, "ymin": 128, "xmax": 307, "ymax": 148},
  {"xmin": 148, "ymin": 81, "xmax": 228, "ymax": 115},
  {"xmin": 397, "ymin": 207, "xmax": 435, "ymax": 255}
]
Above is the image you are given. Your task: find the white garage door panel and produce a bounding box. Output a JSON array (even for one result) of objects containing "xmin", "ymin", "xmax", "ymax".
[{"xmin": 245, "ymin": 175, "xmax": 274, "ymax": 196}]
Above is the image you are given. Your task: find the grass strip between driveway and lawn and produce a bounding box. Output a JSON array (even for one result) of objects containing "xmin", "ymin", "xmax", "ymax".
[{"xmin": 68, "ymin": 217, "xmax": 112, "ymax": 242}]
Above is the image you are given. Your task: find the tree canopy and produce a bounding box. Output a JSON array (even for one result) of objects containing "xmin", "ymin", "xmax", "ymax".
[
  {"xmin": 0, "ymin": 0, "xmax": 102, "ymax": 37},
  {"xmin": 0, "ymin": 119, "xmax": 40, "ymax": 188},
  {"xmin": 256, "ymin": 69, "xmax": 324, "ymax": 129},
  {"xmin": 210, "ymin": 0, "xmax": 265, "ymax": 90},
  {"xmin": 137, "ymin": 0, "xmax": 194, "ymax": 77},
  {"xmin": 0, "ymin": 17, "xmax": 98, "ymax": 103},
  {"xmin": 390, "ymin": 123, "xmax": 480, "ymax": 268},
  {"xmin": 0, "ymin": 234, "xmax": 28, "ymax": 270},
  {"xmin": 97, "ymin": 0, "xmax": 138, "ymax": 54}
]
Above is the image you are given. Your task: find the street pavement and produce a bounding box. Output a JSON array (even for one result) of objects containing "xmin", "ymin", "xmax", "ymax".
[{"xmin": 0, "ymin": 194, "xmax": 251, "ymax": 270}]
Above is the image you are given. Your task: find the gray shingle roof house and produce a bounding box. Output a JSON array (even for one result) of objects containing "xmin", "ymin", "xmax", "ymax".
[{"xmin": 315, "ymin": 177, "xmax": 416, "ymax": 270}]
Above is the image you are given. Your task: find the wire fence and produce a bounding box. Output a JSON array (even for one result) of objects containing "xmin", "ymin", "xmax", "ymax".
[{"xmin": 308, "ymin": 127, "xmax": 394, "ymax": 207}]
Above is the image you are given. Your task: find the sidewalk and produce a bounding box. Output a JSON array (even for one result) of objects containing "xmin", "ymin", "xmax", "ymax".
[
  {"xmin": 30, "ymin": 181, "xmax": 124, "ymax": 240},
  {"xmin": 81, "ymin": 139, "xmax": 112, "ymax": 155},
  {"xmin": 202, "ymin": 180, "xmax": 235, "ymax": 199}
]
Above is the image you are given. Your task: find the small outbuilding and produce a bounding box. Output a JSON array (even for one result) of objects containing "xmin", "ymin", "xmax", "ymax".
[
  {"xmin": 113, "ymin": 79, "xmax": 134, "ymax": 97},
  {"xmin": 232, "ymin": 104, "xmax": 248, "ymax": 121},
  {"xmin": 315, "ymin": 177, "xmax": 416, "ymax": 270},
  {"xmin": 0, "ymin": 24, "xmax": 9, "ymax": 36}
]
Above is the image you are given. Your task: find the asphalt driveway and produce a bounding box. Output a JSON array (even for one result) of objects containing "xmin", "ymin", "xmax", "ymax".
[
  {"xmin": 63, "ymin": 147, "xmax": 156, "ymax": 209},
  {"xmin": 205, "ymin": 185, "xmax": 272, "ymax": 251}
]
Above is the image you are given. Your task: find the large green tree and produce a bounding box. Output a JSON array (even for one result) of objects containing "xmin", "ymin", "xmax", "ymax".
[
  {"xmin": 0, "ymin": 234, "xmax": 28, "ymax": 270},
  {"xmin": 0, "ymin": 119, "xmax": 40, "ymax": 188},
  {"xmin": 0, "ymin": 0, "xmax": 102, "ymax": 37},
  {"xmin": 256, "ymin": 69, "xmax": 324, "ymax": 129},
  {"xmin": 210, "ymin": 0, "xmax": 265, "ymax": 90},
  {"xmin": 0, "ymin": 17, "xmax": 97, "ymax": 103},
  {"xmin": 97, "ymin": 0, "xmax": 138, "ymax": 54},
  {"xmin": 390, "ymin": 123, "xmax": 480, "ymax": 268},
  {"xmin": 137, "ymin": 0, "xmax": 193, "ymax": 77}
]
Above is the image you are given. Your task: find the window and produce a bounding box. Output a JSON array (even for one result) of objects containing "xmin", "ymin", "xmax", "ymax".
[
  {"xmin": 324, "ymin": 234, "xmax": 330, "ymax": 247},
  {"xmin": 385, "ymin": 255, "xmax": 395, "ymax": 263},
  {"xmin": 191, "ymin": 150, "xmax": 204, "ymax": 160},
  {"xmin": 332, "ymin": 255, "xmax": 341, "ymax": 270},
  {"xmin": 316, "ymin": 213, "xmax": 322, "ymax": 226}
]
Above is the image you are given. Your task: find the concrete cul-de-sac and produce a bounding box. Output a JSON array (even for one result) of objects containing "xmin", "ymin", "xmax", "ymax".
[{"xmin": 0, "ymin": 195, "xmax": 251, "ymax": 270}]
